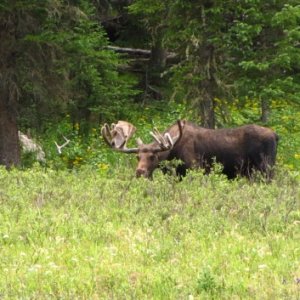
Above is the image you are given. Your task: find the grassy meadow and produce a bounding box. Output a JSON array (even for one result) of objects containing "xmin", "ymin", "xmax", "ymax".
[{"xmin": 0, "ymin": 165, "xmax": 299, "ymax": 299}]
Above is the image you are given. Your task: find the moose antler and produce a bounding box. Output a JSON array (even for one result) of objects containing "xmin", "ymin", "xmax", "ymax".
[
  {"xmin": 55, "ymin": 136, "xmax": 70, "ymax": 154},
  {"xmin": 150, "ymin": 128, "xmax": 174, "ymax": 150},
  {"xmin": 102, "ymin": 120, "xmax": 184, "ymax": 154},
  {"xmin": 150, "ymin": 120, "xmax": 183, "ymax": 151},
  {"xmin": 101, "ymin": 121, "xmax": 139, "ymax": 153}
]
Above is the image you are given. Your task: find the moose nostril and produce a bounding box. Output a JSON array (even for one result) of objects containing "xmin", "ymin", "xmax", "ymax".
[{"xmin": 136, "ymin": 169, "xmax": 146, "ymax": 177}]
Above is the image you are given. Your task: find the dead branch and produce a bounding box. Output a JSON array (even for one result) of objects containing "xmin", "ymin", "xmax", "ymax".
[{"xmin": 55, "ymin": 136, "xmax": 70, "ymax": 154}]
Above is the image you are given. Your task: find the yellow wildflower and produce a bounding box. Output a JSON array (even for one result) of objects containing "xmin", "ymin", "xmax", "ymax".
[
  {"xmin": 98, "ymin": 163, "xmax": 109, "ymax": 170},
  {"xmin": 284, "ymin": 164, "xmax": 294, "ymax": 170}
]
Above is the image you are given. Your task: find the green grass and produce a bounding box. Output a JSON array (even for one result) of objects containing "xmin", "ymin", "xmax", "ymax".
[{"xmin": 0, "ymin": 166, "xmax": 299, "ymax": 299}]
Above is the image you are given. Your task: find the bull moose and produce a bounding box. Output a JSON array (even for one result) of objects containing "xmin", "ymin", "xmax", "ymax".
[{"xmin": 101, "ymin": 120, "xmax": 279, "ymax": 179}]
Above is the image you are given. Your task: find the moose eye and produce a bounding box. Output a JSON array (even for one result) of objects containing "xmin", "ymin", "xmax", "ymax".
[{"xmin": 149, "ymin": 154, "xmax": 155, "ymax": 161}]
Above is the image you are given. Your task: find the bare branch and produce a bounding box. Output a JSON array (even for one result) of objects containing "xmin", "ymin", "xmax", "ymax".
[
  {"xmin": 55, "ymin": 136, "xmax": 70, "ymax": 154},
  {"xmin": 105, "ymin": 46, "xmax": 177, "ymax": 60}
]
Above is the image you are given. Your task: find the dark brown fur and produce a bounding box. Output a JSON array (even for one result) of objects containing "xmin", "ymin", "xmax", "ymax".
[{"xmin": 136, "ymin": 121, "xmax": 279, "ymax": 179}]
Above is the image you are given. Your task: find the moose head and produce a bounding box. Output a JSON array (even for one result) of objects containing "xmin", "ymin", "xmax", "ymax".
[{"xmin": 101, "ymin": 120, "xmax": 184, "ymax": 178}]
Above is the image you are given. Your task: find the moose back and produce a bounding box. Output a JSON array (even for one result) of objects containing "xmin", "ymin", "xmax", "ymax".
[{"xmin": 102, "ymin": 120, "xmax": 279, "ymax": 179}]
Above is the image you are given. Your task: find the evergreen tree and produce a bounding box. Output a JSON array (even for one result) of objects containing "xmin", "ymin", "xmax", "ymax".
[
  {"xmin": 0, "ymin": 0, "xmax": 137, "ymax": 167},
  {"xmin": 129, "ymin": 0, "xmax": 300, "ymax": 126}
]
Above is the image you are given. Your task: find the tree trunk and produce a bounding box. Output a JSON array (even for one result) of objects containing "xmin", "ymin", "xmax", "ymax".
[
  {"xmin": 150, "ymin": 40, "xmax": 168, "ymax": 70},
  {"xmin": 260, "ymin": 98, "xmax": 270, "ymax": 123},
  {"xmin": 0, "ymin": 7, "xmax": 20, "ymax": 167},
  {"xmin": 199, "ymin": 44, "xmax": 216, "ymax": 128},
  {"xmin": 200, "ymin": 79, "xmax": 215, "ymax": 128},
  {"xmin": 0, "ymin": 92, "xmax": 20, "ymax": 168}
]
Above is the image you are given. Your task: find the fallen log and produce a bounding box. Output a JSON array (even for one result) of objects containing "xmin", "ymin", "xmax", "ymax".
[{"xmin": 105, "ymin": 46, "xmax": 177, "ymax": 60}]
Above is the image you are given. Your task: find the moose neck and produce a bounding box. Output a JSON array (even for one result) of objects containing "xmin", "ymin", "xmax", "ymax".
[{"xmin": 157, "ymin": 148, "xmax": 172, "ymax": 161}]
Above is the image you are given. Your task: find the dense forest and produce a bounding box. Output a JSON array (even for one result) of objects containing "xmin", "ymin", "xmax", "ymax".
[{"xmin": 0, "ymin": 0, "xmax": 299, "ymax": 168}]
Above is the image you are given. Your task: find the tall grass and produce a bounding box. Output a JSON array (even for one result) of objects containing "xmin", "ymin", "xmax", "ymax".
[{"xmin": 0, "ymin": 166, "xmax": 299, "ymax": 299}]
